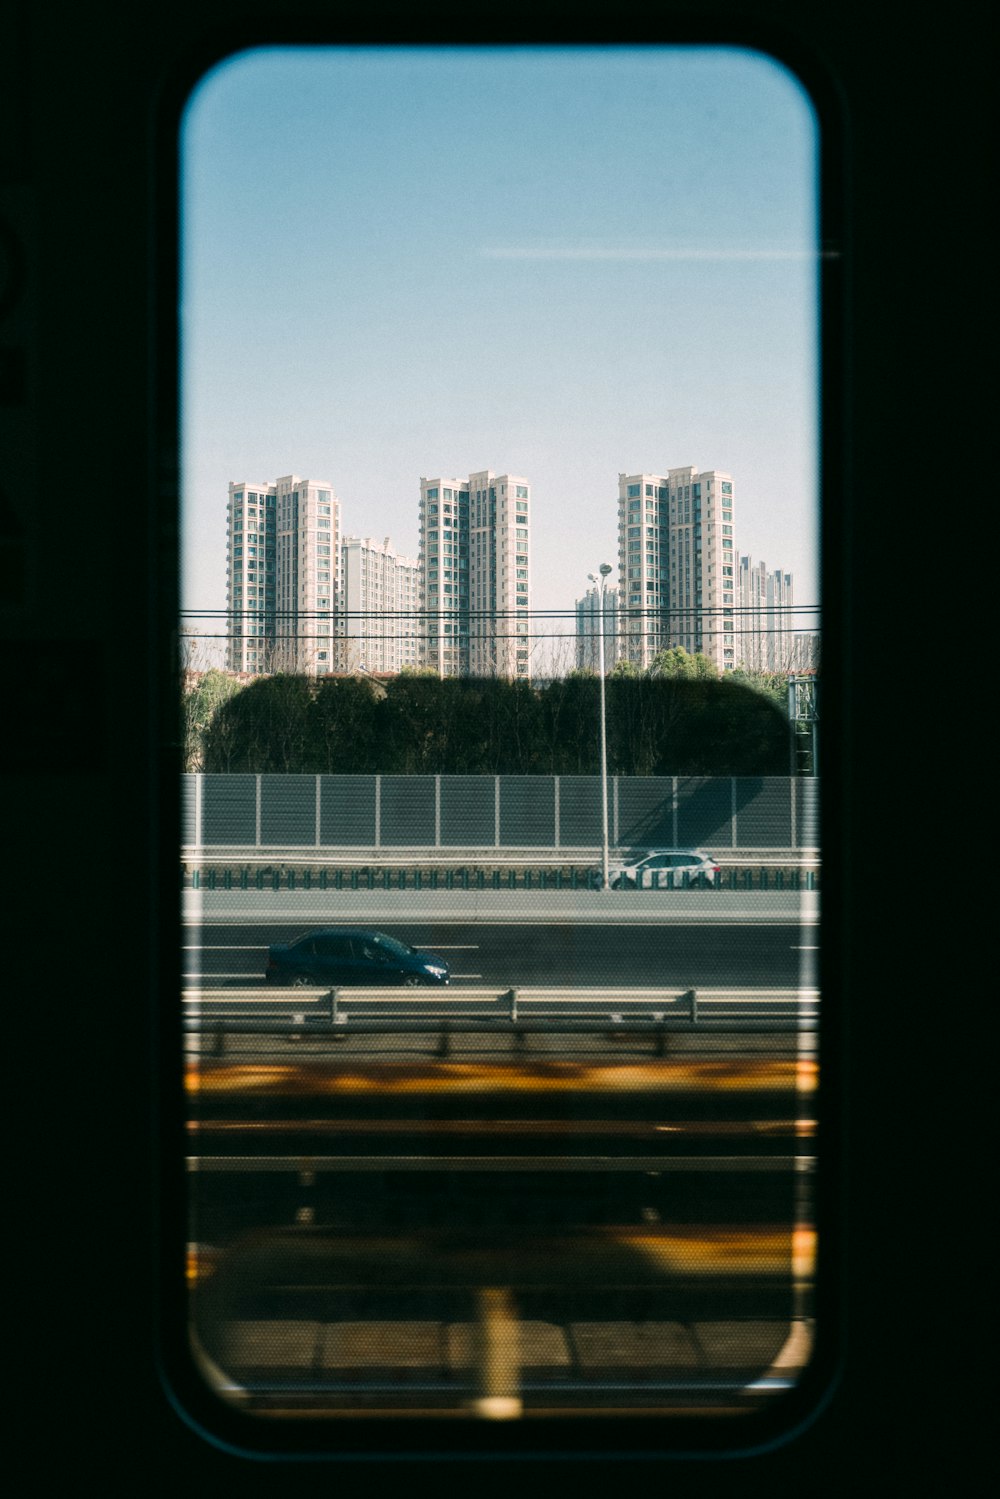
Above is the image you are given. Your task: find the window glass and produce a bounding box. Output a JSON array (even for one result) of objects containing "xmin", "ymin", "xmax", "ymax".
[{"xmin": 181, "ymin": 43, "xmax": 823, "ymax": 1440}]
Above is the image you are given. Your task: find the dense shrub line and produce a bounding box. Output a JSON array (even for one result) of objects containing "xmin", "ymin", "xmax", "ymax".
[{"xmin": 184, "ymin": 666, "xmax": 792, "ymax": 776}]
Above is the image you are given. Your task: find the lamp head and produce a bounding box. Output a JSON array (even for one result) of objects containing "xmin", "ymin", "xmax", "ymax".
[{"xmin": 599, "ymin": 563, "xmax": 612, "ymax": 578}]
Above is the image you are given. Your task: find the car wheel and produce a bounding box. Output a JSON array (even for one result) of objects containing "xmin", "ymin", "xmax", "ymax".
[
  {"xmin": 291, "ymin": 973, "xmax": 313, "ymax": 987},
  {"xmin": 402, "ymin": 974, "xmax": 422, "ymax": 987}
]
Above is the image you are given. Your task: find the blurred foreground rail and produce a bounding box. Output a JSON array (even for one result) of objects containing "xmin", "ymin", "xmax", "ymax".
[{"xmin": 184, "ymin": 993, "xmax": 817, "ymax": 1417}]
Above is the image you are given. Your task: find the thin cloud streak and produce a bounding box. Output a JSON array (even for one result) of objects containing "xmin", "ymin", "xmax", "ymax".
[{"xmin": 480, "ymin": 247, "xmax": 834, "ymax": 261}]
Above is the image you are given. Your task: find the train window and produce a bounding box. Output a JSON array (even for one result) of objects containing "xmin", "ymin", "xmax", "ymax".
[{"xmin": 176, "ymin": 42, "xmax": 832, "ymax": 1456}]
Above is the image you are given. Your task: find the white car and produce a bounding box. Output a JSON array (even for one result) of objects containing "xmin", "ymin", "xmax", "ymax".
[{"xmin": 606, "ymin": 849, "xmax": 721, "ymax": 889}]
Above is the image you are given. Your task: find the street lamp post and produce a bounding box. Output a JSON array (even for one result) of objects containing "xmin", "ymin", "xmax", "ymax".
[{"xmin": 589, "ymin": 564, "xmax": 613, "ymax": 890}]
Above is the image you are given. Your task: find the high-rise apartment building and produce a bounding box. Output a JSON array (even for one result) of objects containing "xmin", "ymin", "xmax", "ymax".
[
  {"xmin": 341, "ymin": 535, "xmax": 420, "ymax": 675},
  {"xmin": 418, "ymin": 470, "xmax": 531, "ymax": 678},
  {"xmin": 617, "ymin": 467, "xmax": 736, "ymax": 671},
  {"xmin": 575, "ymin": 585, "xmax": 620, "ymax": 672},
  {"xmin": 226, "ymin": 474, "xmax": 341, "ymax": 675},
  {"xmin": 226, "ymin": 480, "xmax": 276, "ymax": 674},
  {"xmin": 737, "ymin": 556, "xmax": 795, "ymax": 672}
]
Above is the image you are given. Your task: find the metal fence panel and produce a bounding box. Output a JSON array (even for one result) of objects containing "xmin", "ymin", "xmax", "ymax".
[
  {"xmin": 202, "ymin": 774, "xmax": 256, "ymax": 845},
  {"xmin": 380, "ymin": 775, "xmax": 436, "ymax": 846},
  {"xmin": 499, "ymin": 775, "xmax": 556, "ymax": 846},
  {"xmin": 181, "ymin": 774, "xmax": 198, "ymax": 844},
  {"xmin": 318, "ymin": 774, "xmax": 376, "ymax": 846},
  {"xmin": 676, "ymin": 777, "xmax": 733, "ymax": 847},
  {"xmin": 440, "ymin": 775, "xmax": 495, "ymax": 846},
  {"xmin": 731, "ymin": 777, "xmax": 792, "ymax": 848},
  {"xmin": 261, "ymin": 773, "xmax": 315, "ymax": 846},
  {"xmin": 796, "ymin": 777, "xmax": 820, "ymax": 848},
  {"xmin": 186, "ymin": 773, "xmax": 818, "ymax": 850},
  {"xmin": 616, "ymin": 777, "xmax": 674, "ymax": 847},
  {"xmin": 557, "ymin": 776, "xmax": 603, "ymax": 846}
]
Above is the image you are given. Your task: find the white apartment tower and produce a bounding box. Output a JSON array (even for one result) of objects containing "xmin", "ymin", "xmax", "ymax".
[
  {"xmin": 418, "ymin": 470, "xmax": 531, "ymax": 678},
  {"xmin": 226, "ymin": 475, "xmax": 342, "ymax": 675},
  {"xmin": 737, "ymin": 556, "xmax": 795, "ymax": 672},
  {"xmin": 575, "ymin": 585, "xmax": 620, "ymax": 672},
  {"xmin": 341, "ymin": 535, "xmax": 420, "ymax": 675},
  {"xmin": 617, "ymin": 467, "xmax": 736, "ymax": 671}
]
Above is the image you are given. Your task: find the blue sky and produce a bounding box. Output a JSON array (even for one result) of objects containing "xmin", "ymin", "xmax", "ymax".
[{"xmin": 181, "ymin": 46, "xmax": 820, "ymax": 663}]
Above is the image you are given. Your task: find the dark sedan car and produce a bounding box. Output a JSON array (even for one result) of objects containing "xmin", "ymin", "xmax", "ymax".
[{"xmin": 265, "ymin": 928, "xmax": 451, "ymax": 986}]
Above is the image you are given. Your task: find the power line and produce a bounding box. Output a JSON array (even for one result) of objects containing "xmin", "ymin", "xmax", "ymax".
[{"xmin": 182, "ymin": 604, "xmax": 819, "ymax": 619}]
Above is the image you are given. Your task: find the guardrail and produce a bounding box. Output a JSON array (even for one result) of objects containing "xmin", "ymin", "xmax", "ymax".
[
  {"xmin": 181, "ymin": 861, "xmax": 819, "ymax": 892},
  {"xmin": 182, "ymin": 845, "xmax": 819, "ymax": 864},
  {"xmin": 183, "ymin": 985, "xmax": 818, "ymax": 1055}
]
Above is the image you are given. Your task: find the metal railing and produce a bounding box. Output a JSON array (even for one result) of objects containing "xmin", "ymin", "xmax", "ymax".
[
  {"xmin": 183, "ymin": 985, "xmax": 818, "ymax": 1056},
  {"xmin": 182, "ymin": 862, "xmax": 819, "ymax": 891}
]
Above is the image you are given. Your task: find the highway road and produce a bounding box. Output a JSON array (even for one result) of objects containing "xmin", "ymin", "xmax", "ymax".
[{"xmin": 183, "ymin": 918, "xmax": 817, "ymax": 989}]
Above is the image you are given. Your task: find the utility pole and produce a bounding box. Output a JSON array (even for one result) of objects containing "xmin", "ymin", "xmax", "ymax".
[{"xmin": 589, "ymin": 564, "xmax": 613, "ymax": 887}]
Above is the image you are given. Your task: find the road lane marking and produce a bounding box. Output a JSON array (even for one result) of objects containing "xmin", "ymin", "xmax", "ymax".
[{"xmin": 183, "ymin": 942, "xmax": 480, "ymax": 950}]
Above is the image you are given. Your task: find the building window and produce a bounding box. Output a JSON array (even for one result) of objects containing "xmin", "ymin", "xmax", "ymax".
[{"xmin": 627, "ymin": 484, "xmax": 641, "ymax": 498}]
